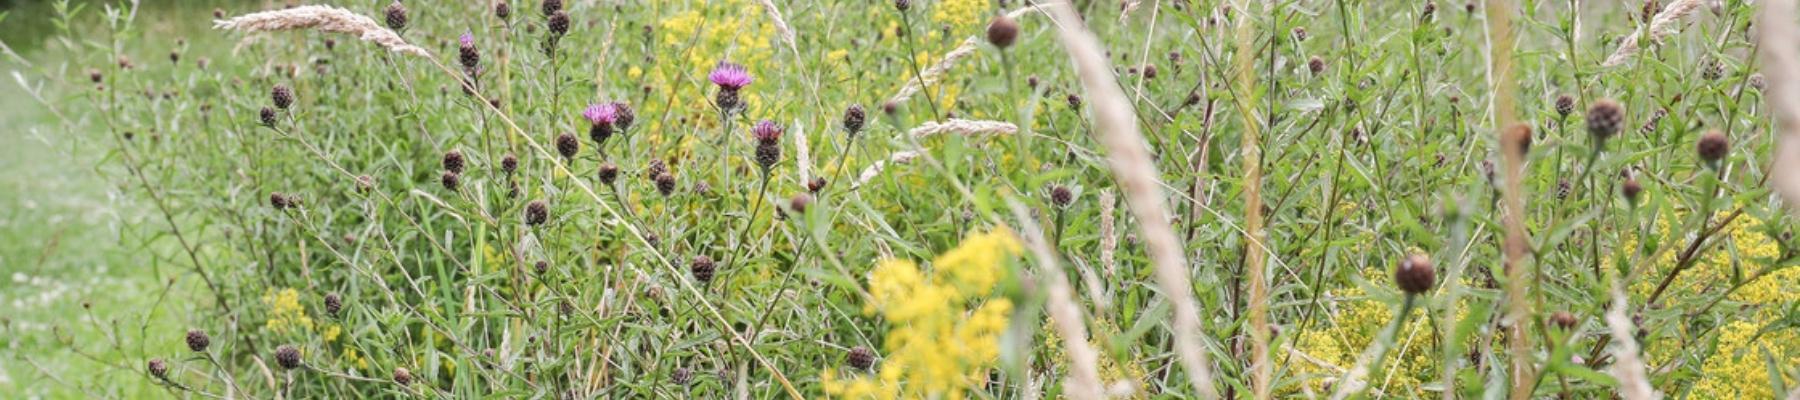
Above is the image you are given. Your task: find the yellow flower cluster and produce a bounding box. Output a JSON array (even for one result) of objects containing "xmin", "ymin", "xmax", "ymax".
[
  {"xmin": 262, "ymin": 288, "xmax": 314, "ymax": 334},
  {"xmin": 1289, "ymin": 283, "xmax": 1438, "ymax": 396},
  {"xmin": 824, "ymin": 229, "xmax": 1022, "ymax": 399},
  {"xmin": 930, "ymin": 0, "xmax": 992, "ymax": 34},
  {"xmin": 1691, "ymin": 320, "xmax": 1798, "ymax": 398}
]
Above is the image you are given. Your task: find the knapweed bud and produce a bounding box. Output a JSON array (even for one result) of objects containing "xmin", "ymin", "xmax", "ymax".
[
  {"xmin": 1292, "ymin": 27, "xmax": 1308, "ymax": 41},
  {"xmin": 1307, "ymin": 56, "xmax": 1325, "ymax": 75},
  {"xmin": 1585, "ymin": 99, "xmax": 1623, "ymax": 141},
  {"xmin": 394, "ymin": 367, "xmax": 413, "ymax": 386},
  {"xmin": 753, "ymin": 120, "xmax": 783, "ymax": 170},
  {"xmin": 986, "ymin": 15, "xmax": 1019, "ymax": 48},
  {"xmin": 260, "ymin": 107, "xmax": 278, "ymax": 126},
  {"xmin": 612, "ymin": 102, "xmax": 636, "ymax": 132},
  {"xmin": 501, "ymin": 153, "xmax": 518, "ymax": 174},
  {"xmin": 556, "ymin": 132, "xmax": 580, "ymax": 160},
  {"xmin": 443, "ymin": 150, "xmax": 466, "ymax": 174},
  {"xmin": 598, "ymin": 162, "xmax": 619, "ymax": 184},
  {"xmin": 541, "ymin": 0, "xmax": 563, "ymax": 16},
  {"xmin": 1395, "ymin": 253, "xmax": 1435, "ymax": 294},
  {"xmin": 441, "ymin": 171, "xmax": 462, "ymax": 191},
  {"xmin": 654, "ymin": 173, "xmax": 677, "ymax": 196},
  {"xmin": 534, "ymin": 260, "xmax": 549, "ymax": 275},
  {"xmin": 690, "ymin": 255, "xmax": 716, "ymax": 283},
  {"xmin": 894, "ymin": 0, "xmax": 911, "ymax": 11},
  {"xmin": 1067, "ymin": 94, "xmax": 1083, "ymax": 109},
  {"xmin": 1142, "ymin": 64, "xmax": 1158, "ymax": 79},
  {"xmin": 458, "ymin": 31, "xmax": 480, "ymax": 70},
  {"xmin": 1696, "ymin": 130, "xmax": 1729, "ymax": 164},
  {"xmin": 1554, "ymin": 94, "xmax": 1575, "ymax": 118},
  {"xmin": 808, "ymin": 177, "xmax": 827, "ymax": 193},
  {"xmin": 547, "ymin": 10, "xmax": 570, "ymax": 37},
  {"xmin": 525, "ymin": 200, "xmax": 549, "ymax": 225},
  {"xmin": 148, "ymin": 358, "xmax": 170, "ymax": 379},
  {"xmin": 271, "ymin": 84, "xmax": 294, "ymax": 110},
  {"xmin": 672, "ymin": 367, "xmax": 693, "ymax": 385},
  {"xmin": 356, "ymin": 175, "xmax": 376, "ymax": 193},
  {"xmin": 186, "ymin": 329, "xmax": 211, "ymax": 352},
  {"xmin": 646, "ymin": 159, "xmax": 668, "ymax": 179},
  {"xmin": 274, "ymin": 345, "xmax": 302, "ymax": 369},
  {"xmin": 847, "ymin": 346, "xmax": 875, "ymax": 370},
  {"xmin": 1049, "ymin": 185, "xmax": 1073, "ymax": 208},
  {"xmin": 323, "ymin": 292, "xmax": 342, "ymax": 317},
  {"xmin": 270, "ymin": 192, "xmax": 291, "ymax": 209},
  {"xmin": 1550, "ymin": 311, "xmax": 1577, "ymax": 330},
  {"xmin": 1621, "ymin": 175, "xmax": 1643, "ymax": 203},
  {"xmin": 88, "ymin": 68, "xmax": 103, "ymax": 83},
  {"xmin": 495, "ymin": 1, "xmax": 512, "ymax": 20},
  {"xmin": 790, "ymin": 193, "xmax": 812, "ymax": 213},
  {"xmin": 843, "ymin": 104, "xmax": 867, "ymax": 135},
  {"xmin": 383, "ymin": 1, "xmax": 408, "ymax": 31}
]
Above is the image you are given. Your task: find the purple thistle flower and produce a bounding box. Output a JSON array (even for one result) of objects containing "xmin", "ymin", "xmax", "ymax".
[
  {"xmin": 583, "ymin": 103, "xmax": 618, "ymax": 126},
  {"xmin": 460, "ymin": 31, "xmax": 475, "ymax": 48},
  {"xmin": 709, "ymin": 62, "xmax": 752, "ymax": 91},
  {"xmin": 458, "ymin": 31, "xmax": 480, "ymax": 70},
  {"xmin": 752, "ymin": 120, "xmax": 782, "ymax": 144}
]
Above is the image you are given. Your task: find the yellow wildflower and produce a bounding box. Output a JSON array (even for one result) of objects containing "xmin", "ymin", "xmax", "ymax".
[
  {"xmin": 262, "ymin": 288, "xmax": 314, "ymax": 334},
  {"xmin": 930, "ymin": 0, "xmax": 992, "ymax": 34}
]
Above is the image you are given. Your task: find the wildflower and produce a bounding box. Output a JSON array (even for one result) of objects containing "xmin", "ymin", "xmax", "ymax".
[
  {"xmin": 525, "ymin": 200, "xmax": 549, "ymax": 225},
  {"xmin": 894, "ymin": 0, "xmax": 912, "ymax": 12},
  {"xmin": 1293, "ymin": 27, "xmax": 1309, "ymax": 41},
  {"xmin": 843, "ymin": 104, "xmax": 866, "ymax": 135},
  {"xmin": 441, "ymin": 171, "xmax": 461, "ymax": 191},
  {"xmin": 598, "ymin": 162, "xmax": 619, "ymax": 185},
  {"xmin": 394, "ymin": 367, "xmax": 413, "ymax": 386},
  {"xmin": 186, "ymin": 329, "xmax": 210, "ymax": 352},
  {"xmin": 646, "ymin": 159, "xmax": 668, "ymax": 179},
  {"xmin": 611, "ymin": 102, "xmax": 636, "ymax": 132},
  {"xmin": 260, "ymin": 107, "xmax": 277, "ymax": 126},
  {"xmin": 584, "ymin": 103, "xmax": 618, "ymax": 145},
  {"xmin": 541, "ymin": 0, "xmax": 562, "ymax": 16},
  {"xmin": 547, "ymin": 10, "xmax": 570, "ymax": 37},
  {"xmin": 495, "ymin": 1, "xmax": 511, "ymax": 20},
  {"xmin": 458, "ymin": 31, "xmax": 480, "ymax": 71},
  {"xmin": 275, "ymin": 345, "xmax": 303, "ymax": 369},
  {"xmin": 847, "ymin": 346, "xmax": 875, "ymax": 370},
  {"xmin": 710, "ymin": 62, "xmax": 752, "ymax": 112},
  {"xmin": 672, "ymin": 367, "xmax": 693, "ymax": 385},
  {"xmin": 1554, "ymin": 94, "xmax": 1575, "ymax": 118},
  {"xmin": 443, "ymin": 150, "xmax": 466, "ymax": 174},
  {"xmin": 323, "ymin": 292, "xmax": 342, "ymax": 317},
  {"xmin": 1142, "ymin": 64, "xmax": 1158, "ymax": 79},
  {"xmin": 986, "ymin": 15, "xmax": 1018, "ymax": 48},
  {"xmin": 271, "ymin": 84, "xmax": 294, "ymax": 110},
  {"xmin": 501, "ymin": 154, "xmax": 518, "ymax": 174},
  {"xmin": 690, "ymin": 255, "xmax": 716, "ymax": 284},
  {"xmin": 1049, "ymin": 185, "xmax": 1073, "ymax": 208},
  {"xmin": 1586, "ymin": 99, "xmax": 1623, "ymax": 141},
  {"xmin": 1621, "ymin": 175, "xmax": 1643, "ymax": 204},
  {"xmin": 753, "ymin": 120, "xmax": 783, "ymax": 171},
  {"xmin": 88, "ymin": 69, "xmax": 103, "ymax": 83},
  {"xmin": 148, "ymin": 358, "xmax": 169, "ymax": 379},
  {"xmin": 1395, "ymin": 253, "xmax": 1435, "ymax": 294},
  {"xmin": 1308, "ymin": 56, "xmax": 1326, "ymax": 75},
  {"xmin": 1067, "ymin": 94, "xmax": 1082, "ymax": 109},
  {"xmin": 556, "ymin": 132, "xmax": 580, "ymax": 160},
  {"xmin": 655, "ymin": 173, "xmax": 677, "ymax": 196},
  {"xmin": 383, "ymin": 1, "xmax": 407, "ymax": 31},
  {"xmin": 534, "ymin": 260, "xmax": 549, "ymax": 275},
  {"xmin": 932, "ymin": 0, "xmax": 989, "ymax": 32},
  {"xmin": 1697, "ymin": 130, "xmax": 1729, "ymax": 165},
  {"xmin": 808, "ymin": 177, "xmax": 827, "ymax": 193}
]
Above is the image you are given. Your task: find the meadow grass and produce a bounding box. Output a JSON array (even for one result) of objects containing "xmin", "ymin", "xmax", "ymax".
[{"xmin": 3, "ymin": 0, "xmax": 1800, "ymax": 398}]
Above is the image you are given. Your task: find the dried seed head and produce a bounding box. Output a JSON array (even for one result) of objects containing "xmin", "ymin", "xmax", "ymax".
[
  {"xmin": 986, "ymin": 15, "xmax": 1019, "ymax": 49},
  {"xmin": 383, "ymin": 1, "xmax": 407, "ymax": 31},
  {"xmin": 1554, "ymin": 94, "xmax": 1575, "ymax": 118},
  {"xmin": 443, "ymin": 150, "xmax": 466, "ymax": 174},
  {"xmin": 186, "ymin": 329, "xmax": 211, "ymax": 352},
  {"xmin": 1550, "ymin": 311, "xmax": 1577, "ymax": 330},
  {"xmin": 501, "ymin": 154, "xmax": 518, "ymax": 174},
  {"xmin": 847, "ymin": 346, "xmax": 875, "ymax": 370},
  {"xmin": 598, "ymin": 162, "xmax": 620, "ymax": 185},
  {"xmin": 148, "ymin": 358, "xmax": 170, "ymax": 379},
  {"xmin": 1394, "ymin": 253, "xmax": 1435, "ymax": 294},
  {"xmin": 324, "ymin": 292, "xmax": 342, "ymax": 317},
  {"xmin": 271, "ymin": 84, "xmax": 294, "ymax": 110},
  {"xmin": 654, "ymin": 173, "xmax": 677, "ymax": 196},
  {"xmin": 690, "ymin": 255, "xmax": 716, "ymax": 283},
  {"xmin": 441, "ymin": 171, "xmax": 462, "ymax": 191},
  {"xmin": 789, "ymin": 193, "xmax": 812, "ymax": 213},
  {"xmin": 394, "ymin": 367, "xmax": 413, "ymax": 386},
  {"xmin": 525, "ymin": 200, "xmax": 549, "ymax": 225},
  {"xmin": 274, "ymin": 345, "xmax": 303, "ymax": 369},
  {"xmin": 556, "ymin": 132, "xmax": 580, "ymax": 159},
  {"xmin": 1696, "ymin": 130, "xmax": 1729, "ymax": 164},
  {"xmin": 1585, "ymin": 99, "xmax": 1623, "ymax": 140},
  {"xmin": 842, "ymin": 104, "xmax": 867, "ymax": 135}
]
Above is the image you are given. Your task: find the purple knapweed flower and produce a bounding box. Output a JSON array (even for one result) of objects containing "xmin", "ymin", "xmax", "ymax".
[
  {"xmin": 584, "ymin": 103, "xmax": 618, "ymax": 144},
  {"xmin": 708, "ymin": 62, "xmax": 752, "ymax": 91},
  {"xmin": 458, "ymin": 31, "xmax": 480, "ymax": 70},
  {"xmin": 752, "ymin": 120, "xmax": 782, "ymax": 145}
]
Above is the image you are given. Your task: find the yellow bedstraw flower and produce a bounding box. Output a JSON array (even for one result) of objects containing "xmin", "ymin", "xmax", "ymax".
[
  {"xmin": 930, "ymin": 0, "xmax": 992, "ymax": 34},
  {"xmin": 826, "ymin": 229, "xmax": 1021, "ymax": 399},
  {"xmin": 262, "ymin": 288, "xmax": 314, "ymax": 334}
]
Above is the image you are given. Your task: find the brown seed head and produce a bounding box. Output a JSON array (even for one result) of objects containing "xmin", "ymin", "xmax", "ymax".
[{"xmin": 1395, "ymin": 253, "xmax": 1436, "ymax": 294}]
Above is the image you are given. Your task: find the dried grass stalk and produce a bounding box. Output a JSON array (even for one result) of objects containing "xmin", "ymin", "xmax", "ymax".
[
  {"xmin": 852, "ymin": 150, "xmax": 923, "ymax": 189},
  {"xmin": 1041, "ymin": 1, "xmax": 1220, "ymax": 398},
  {"xmin": 756, "ymin": 0, "xmax": 798, "ymax": 50},
  {"xmin": 1098, "ymin": 190, "xmax": 1118, "ymax": 279},
  {"xmin": 1605, "ymin": 285, "xmax": 1657, "ymax": 399},
  {"xmin": 1759, "ymin": 0, "xmax": 1800, "ymax": 216},
  {"xmin": 1005, "ymin": 199, "xmax": 1104, "ymax": 400},
  {"xmin": 214, "ymin": 5, "xmax": 429, "ymax": 57},
  {"xmin": 888, "ymin": 4, "xmax": 1045, "ymax": 104},
  {"xmin": 794, "ymin": 120, "xmax": 813, "ymax": 185},
  {"xmin": 907, "ymin": 119, "xmax": 1019, "ymax": 138},
  {"xmin": 1601, "ymin": 0, "xmax": 1705, "ymax": 67}
]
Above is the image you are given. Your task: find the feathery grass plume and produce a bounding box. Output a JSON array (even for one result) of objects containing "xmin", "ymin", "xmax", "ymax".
[
  {"xmin": 887, "ymin": 4, "xmax": 1044, "ymax": 105},
  {"xmin": 214, "ymin": 5, "xmax": 429, "ymax": 57},
  {"xmin": 1004, "ymin": 198, "xmax": 1104, "ymax": 399},
  {"xmin": 1226, "ymin": 0, "xmax": 1273, "ymax": 396},
  {"xmin": 1606, "ymin": 284, "xmax": 1657, "ymax": 399},
  {"xmin": 1758, "ymin": 0, "xmax": 1800, "ymax": 216},
  {"xmin": 906, "ymin": 119, "xmax": 1018, "ymax": 138},
  {"xmin": 1040, "ymin": 1, "xmax": 1219, "ymax": 398},
  {"xmin": 794, "ymin": 120, "xmax": 812, "ymax": 185},
  {"xmin": 1602, "ymin": 0, "xmax": 1705, "ymax": 67},
  {"xmin": 755, "ymin": 0, "xmax": 797, "ymax": 51},
  {"xmin": 852, "ymin": 150, "xmax": 923, "ymax": 189},
  {"xmin": 1098, "ymin": 190, "xmax": 1118, "ymax": 279}
]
